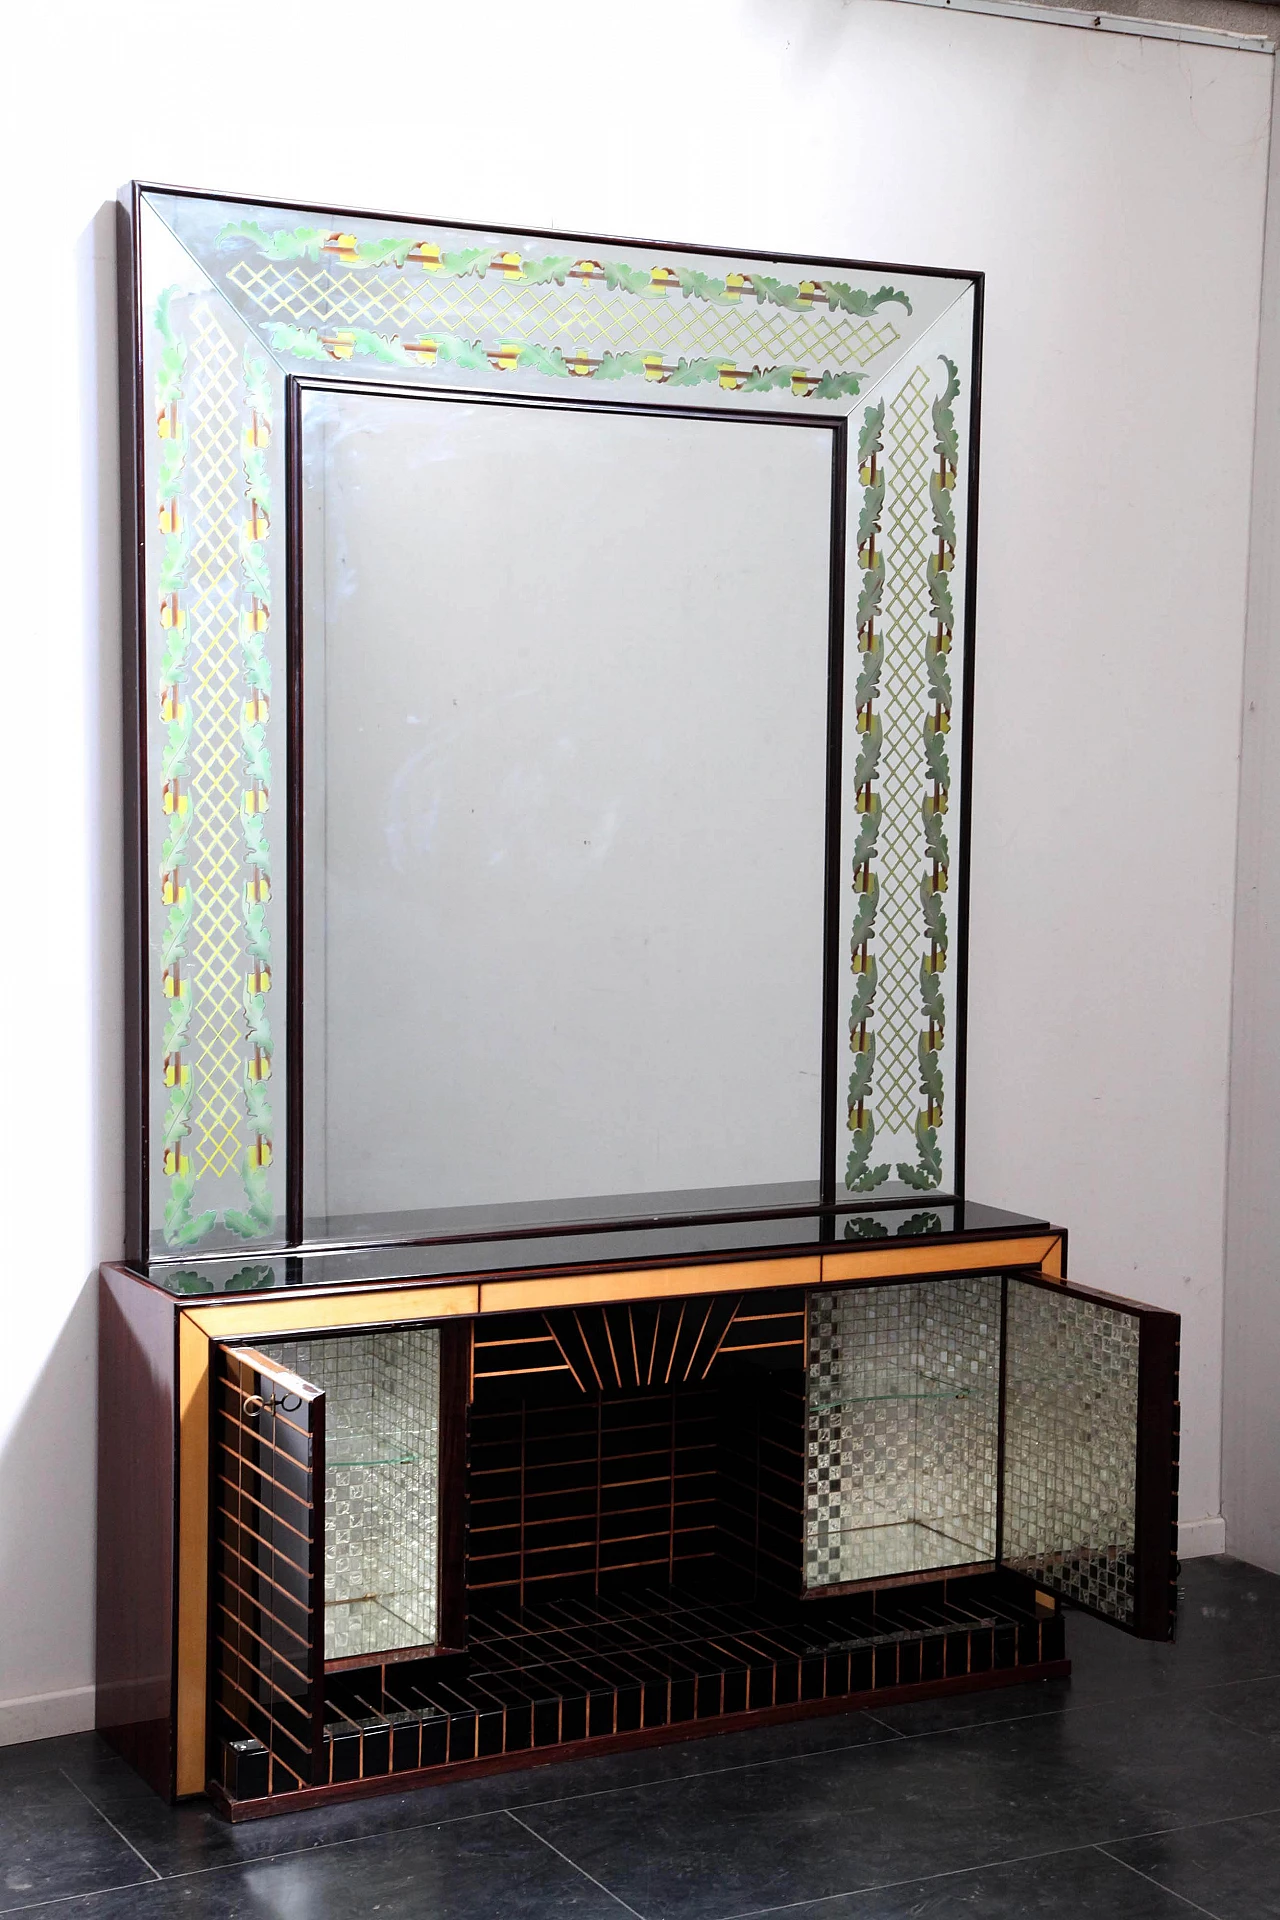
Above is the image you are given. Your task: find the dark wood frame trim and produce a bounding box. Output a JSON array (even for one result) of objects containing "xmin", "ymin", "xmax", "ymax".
[{"xmin": 1134, "ymin": 1308, "xmax": 1180, "ymax": 1641}]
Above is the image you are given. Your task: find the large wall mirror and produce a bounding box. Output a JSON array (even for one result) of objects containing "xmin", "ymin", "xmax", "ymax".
[{"xmin": 121, "ymin": 185, "xmax": 980, "ymax": 1261}]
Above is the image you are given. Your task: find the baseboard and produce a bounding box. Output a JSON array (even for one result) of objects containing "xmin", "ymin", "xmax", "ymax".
[
  {"xmin": 1179, "ymin": 1514, "xmax": 1227, "ymax": 1559},
  {"xmin": 0, "ymin": 1684, "xmax": 96, "ymax": 1747}
]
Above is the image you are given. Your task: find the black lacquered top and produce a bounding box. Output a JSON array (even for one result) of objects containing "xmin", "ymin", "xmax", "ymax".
[{"xmin": 125, "ymin": 1198, "xmax": 1051, "ymax": 1297}]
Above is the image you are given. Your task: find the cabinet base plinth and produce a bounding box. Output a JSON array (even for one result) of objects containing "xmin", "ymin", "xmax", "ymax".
[
  {"xmin": 210, "ymin": 1660, "xmax": 1070, "ymax": 1821},
  {"xmin": 209, "ymin": 1574, "xmax": 1068, "ymax": 1820}
]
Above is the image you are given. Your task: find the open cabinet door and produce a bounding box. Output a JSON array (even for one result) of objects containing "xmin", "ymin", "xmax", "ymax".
[
  {"xmin": 212, "ymin": 1346, "xmax": 326, "ymax": 1798},
  {"xmin": 1000, "ymin": 1275, "xmax": 1179, "ymax": 1641}
]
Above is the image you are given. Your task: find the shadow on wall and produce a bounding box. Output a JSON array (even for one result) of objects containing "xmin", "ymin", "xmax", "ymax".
[
  {"xmin": 0, "ymin": 1277, "xmax": 100, "ymax": 1740},
  {"xmin": 0, "ymin": 196, "xmax": 127, "ymax": 1745}
]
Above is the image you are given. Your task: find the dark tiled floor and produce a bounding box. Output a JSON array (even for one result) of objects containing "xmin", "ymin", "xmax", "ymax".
[{"xmin": 2, "ymin": 1557, "xmax": 1278, "ymax": 1918}]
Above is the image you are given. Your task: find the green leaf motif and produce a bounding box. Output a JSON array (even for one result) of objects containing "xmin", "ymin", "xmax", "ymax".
[
  {"xmin": 922, "ymin": 809, "xmax": 949, "ymax": 871},
  {"xmin": 857, "ymin": 400, "xmax": 886, "ymax": 467},
  {"xmin": 918, "ymin": 959, "xmax": 946, "ymax": 1025},
  {"xmin": 847, "ymin": 1034, "xmax": 877, "ymax": 1107},
  {"xmin": 595, "ymin": 350, "xmax": 647, "ymax": 383},
  {"xmin": 439, "ymin": 246, "xmax": 492, "ymax": 278},
  {"xmin": 162, "ymin": 1076, "xmax": 195, "ymax": 1143},
  {"xmin": 856, "ymin": 477, "xmax": 885, "ymax": 550},
  {"xmin": 933, "ymin": 355, "xmax": 961, "ymax": 467},
  {"xmin": 854, "ymin": 634, "xmax": 884, "ymax": 711},
  {"xmin": 218, "ymin": 220, "xmax": 327, "ymax": 261},
  {"xmin": 158, "ymin": 530, "xmax": 191, "ymax": 595},
  {"xmin": 857, "ymin": 555, "xmax": 885, "ymax": 633},
  {"xmin": 244, "ymin": 448, "xmax": 271, "ymax": 516},
  {"xmin": 844, "ymin": 1213, "xmax": 890, "ymax": 1237},
  {"xmin": 244, "ymin": 355, "xmax": 274, "ymax": 416},
  {"xmin": 846, "ymin": 1114, "xmax": 891, "ymax": 1191},
  {"xmin": 240, "ymin": 534, "xmax": 270, "ymax": 603},
  {"xmin": 353, "ymin": 236, "xmax": 417, "ymax": 267},
  {"xmin": 849, "ymin": 876, "xmax": 879, "ymax": 954},
  {"xmin": 665, "ymin": 356, "xmax": 724, "ymax": 390},
  {"xmin": 243, "ymin": 986, "xmax": 272, "ymax": 1051},
  {"xmin": 503, "ymin": 340, "xmax": 569, "ymax": 378},
  {"xmin": 160, "ymin": 896, "xmax": 193, "ymax": 968},
  {"xmin": 921, "ymin": 885, "xmax": 948, "ymax": 951},
  {"xmin": 847, "ymin": 801, "xmax": 881, "ymax": 873},
  {"xmin": 265, "ymin": 323, "xmax": 331, "ymax": 363},
  {"xmin": 165, "ymin": 1177, "xmax": 218, "ymax": 1248},
  {"xmin": 926, "ymin": 645, "xmax": 952, "ymax": 708},
  {"xmin": 896, "ymin": 1118, "xmax": 943, "ymax": 1191},
  {"xmin": 930, "ymin": 472, "xmax": 956, "ymax": 548},
  {"xmin": 739, "ymin": 366, "xmax": 796, "ymax": 394},
  {"xmin": 604, "ymin": 260, "xmax": 652, "ymax": 296},
  {"xmin": 811, "ymin": 371, "xmax": 863, "ymax": 401},
  {"xmin": 928, "ymin": 561, "xmax": 954, "ymax": 629},
  {"xmin": 162, "ymin": 1000, "xmax": 193, "ymax": 1054},
  {"xmin": 852, "ymin": 714, "xmax": 883, "ymax": 793},
  {"xmin": 924, "ymin": 726, "xmax": 950, "ymax": 790},
  {"xmin": 918, "ymin": 1035, "xmax": 945, "ymax": 1105},
  {"xmin": 827, "ymin": 282, "xmax": 913, "ymax": 317},
  {"xmin": 522, "ymin": 253, "xmax": 575, "ymax": 286},
  {"xmin": 676, "ymin": 267, "xmax": 729, "ymax": 304},
  {"xmin": 848, "ymin": 959, "xmax": 877, "ymax": 1031},
  {"xmin": 162, "ymin": 707, "xmax": 193, "ymax": 780},
  {"xmin": 157, "ymin": 442, "xmax": 185, "ymax": 500}
]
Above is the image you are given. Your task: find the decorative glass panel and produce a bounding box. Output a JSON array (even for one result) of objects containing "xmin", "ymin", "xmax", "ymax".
[
  {"xmin": 1001, "ymin": 1283, "xmax": 1141, "ymax": 1625},
  {"xmin": 260, "ymin": 1330, "xmax": 442, "ymax": 1663},
  {"xmin": 127, "ymin": 187, "xmax": 979, "ymax": 1254},
  {"xmin": 806, "ymin": 1279, "xmax": 1000, "ymax": 1588}
]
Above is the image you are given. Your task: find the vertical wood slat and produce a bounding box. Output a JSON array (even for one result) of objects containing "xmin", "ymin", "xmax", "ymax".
[{"xmin": 213, "ymin": 1346, "xmax": 325, "ymax": 1794}]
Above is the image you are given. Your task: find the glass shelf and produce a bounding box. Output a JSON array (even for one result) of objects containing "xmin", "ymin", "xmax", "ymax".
[
  {"xmin": 327, "ymin": 1432, "xmax": 420, "ymax": 1468},
  {"xmin": 809, "ymin": 1382, "xmax": 984, "ymax": 1410}
]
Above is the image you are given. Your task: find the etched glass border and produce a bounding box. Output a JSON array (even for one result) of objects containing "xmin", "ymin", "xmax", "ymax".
[{"xmin": 127, "ymin": 185, "xmax": 980, "ymax": 1255}]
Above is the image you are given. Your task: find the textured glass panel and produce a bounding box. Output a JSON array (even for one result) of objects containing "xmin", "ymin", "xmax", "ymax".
[
  {"xmin": 139, "ymin": 202, "xmax": 288, "ymax": 1255},
  {"xmin": 1003, "ymin": 1284, "xmax": 1140, "ymax": 1624},
  {"xmin": 837, "ymin": 293, "xmax": 974, "ymax": 1201},
  {"xmin": 150, "ymin": 189, "xmax": 968, "ymax": 417},
  {"xmin": 806, "ymin": 1279, "xmax": 1000, "ymax": 1588},
  {"xmin": 261, "ymin": 1329, "xmax": 441, "ymax": 1660}
]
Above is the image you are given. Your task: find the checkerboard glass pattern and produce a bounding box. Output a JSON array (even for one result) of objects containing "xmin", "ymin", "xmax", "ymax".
[
  {"xmin": 805, "ymin": 1280, "xmax": 1000, "ymax": 1588},
  {"xmin": 1002, "ymin": 1285, "xmax": 1139, "ymax": 1624},
  {"xmin": 261, "ymin": 1330, "xmax": 441, "ymax": 1660}
]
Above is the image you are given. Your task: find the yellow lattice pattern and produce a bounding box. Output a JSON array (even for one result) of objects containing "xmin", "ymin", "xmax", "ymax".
[
  {"xmin": 874, "ymin": 366, "xmax": 934, "ymax": 1131},
  {"xmin": 184, "ymin": 302, "xmax": 246, "ymax": 1178},
  {"xmin": 225, "ymin": 259, "xmax": 900, "ymax": 373}
]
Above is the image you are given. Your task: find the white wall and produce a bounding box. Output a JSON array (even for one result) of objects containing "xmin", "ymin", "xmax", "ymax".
[
  {"xmin": 1224, "ymin": 53, "xmax": 1280, "ymax": 1576},
  {"xmin": 0, "ymin": 0, "xmax": 1269, "ymax": 1741}
]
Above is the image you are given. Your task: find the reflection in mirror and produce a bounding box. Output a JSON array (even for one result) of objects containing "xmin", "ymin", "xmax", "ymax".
[{"xmin": 301, "ymin": 388, "xmax": 837, "ymax": 1240}]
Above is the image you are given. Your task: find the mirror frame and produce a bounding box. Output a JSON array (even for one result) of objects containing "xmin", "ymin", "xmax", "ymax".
[{"xmin": 119, "ymin": 181, "xmax": 983, "ymax": 1265}]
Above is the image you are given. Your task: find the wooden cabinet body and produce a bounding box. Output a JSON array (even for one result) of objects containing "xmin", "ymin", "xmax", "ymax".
[{"xmin": 97, "ymin": 1208, "xmax": 1179, "ymax": 1819}]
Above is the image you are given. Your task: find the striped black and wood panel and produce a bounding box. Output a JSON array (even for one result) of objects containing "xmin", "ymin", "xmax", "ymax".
[
  {"xmin": 467, "ymin": 1289, "xmax": 807, "ymax": 1604},
  {"xmin": 212, "ymin": 1347, "xmax": 325, "ymax": 1798},
  {"xmin": 229, "ymin": 1575, "xmax": 1067, "ymax": 1805}
]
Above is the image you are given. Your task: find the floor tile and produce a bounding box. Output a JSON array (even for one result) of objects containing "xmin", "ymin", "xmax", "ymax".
[
  {"xmin": 15, "ymin": 1811, "xmax": 634, "ymax": 1918},
  {"xmin": 1064, "ymin": 1558, "xmax": 1280, "ymax": 1705},
  {"xmin": 742, "ymin": 1844, "xmax": 1214, "ymax": 1918},
  {"xmin": 517, "ymin": 1690, "xmax": 1280, "ymax": 1920},
  {"xmin": 1106, "ymin": 1811, "xmax": 1280, "ymax": 1919},
  {"xmin": 1201, "ymin": 1675, "xmax": 1280, "ymax": 1742},
  {"xmin": 64, "ymin": 1713, "xmax": 894, "ymax": 1880},
  {"xmin": 866, "ymin": 1675, "xmax": 1073, "ymax": 1737},
  {"xmin": 0, "ymin": 1765, "xmax": 156, "ymax": 1911}
]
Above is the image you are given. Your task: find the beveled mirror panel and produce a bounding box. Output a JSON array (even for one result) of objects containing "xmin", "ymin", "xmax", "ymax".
[{"xmin": 299, "ymin": 388, "xmax": 833, "ymax": 1234}]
